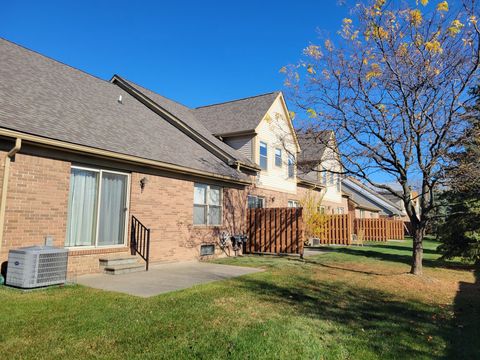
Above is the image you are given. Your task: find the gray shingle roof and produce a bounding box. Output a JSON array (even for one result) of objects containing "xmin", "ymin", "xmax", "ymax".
[
  {"xmin": 194, "ymin": 92, "xmax": 279, "ymax": 135},
  {"xmin": 117, "ymin": 78, "xmax": 256, "ymax": 167},
  {"xmin": 0, "ymin": 38, "xmax": 248, "ymax": 181},
  {"xmin": 342, "ymin": 178, "xmax": 404, "ymax": 216}
]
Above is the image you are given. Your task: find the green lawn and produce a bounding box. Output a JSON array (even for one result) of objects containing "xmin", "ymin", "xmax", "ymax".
[{"xmin": 1, "ymin": 239, "xmax": 478, "ymax": 359}]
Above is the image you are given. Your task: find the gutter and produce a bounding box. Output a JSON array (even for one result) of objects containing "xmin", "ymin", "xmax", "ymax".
[
  {"xmin": 0, "ymin": 138, "xmax": 22, "ymax": 254},
  {"xmin": 297, "ymin": 178, "xmax": 324, "ymax": 190},
  {"xmin": 0, "ymin": 128, "xmax": 252, "ymax": 186},
  {"xmin": 234, "ymin": 160, "xmax": 261, "ymax": 172}
]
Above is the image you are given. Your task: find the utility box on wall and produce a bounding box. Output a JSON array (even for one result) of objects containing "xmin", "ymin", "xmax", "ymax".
[{"xmin": 6, "ymin": 246, "xmax": 68, "ymax": 288}]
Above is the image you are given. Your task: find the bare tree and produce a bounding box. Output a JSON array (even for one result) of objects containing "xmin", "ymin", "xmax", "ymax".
[{"xmin": 284, "ymin": 0, "xmax": 480, "ymax": 275}]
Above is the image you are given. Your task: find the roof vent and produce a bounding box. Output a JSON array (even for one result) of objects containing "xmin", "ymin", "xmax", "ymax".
[{"xmin": 118, "ymin": 95, "xmax": 123, "ymax": 104}]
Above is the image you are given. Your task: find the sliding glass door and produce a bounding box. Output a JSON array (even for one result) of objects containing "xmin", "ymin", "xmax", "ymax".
[
  {"xmin": 66, "ymin": 167, "xmax": 129, "ymax": 247},
  {"xmin": 98, "ymin": 172, "xmax": 128, "ymax": 246}
]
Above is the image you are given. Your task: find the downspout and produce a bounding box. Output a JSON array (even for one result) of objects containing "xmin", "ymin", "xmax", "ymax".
[{"xmin": 0, "ymin": 138, "xmax": 22, "ymax": 254}]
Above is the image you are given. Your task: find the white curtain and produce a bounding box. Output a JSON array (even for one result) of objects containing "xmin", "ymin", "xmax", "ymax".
[
  {"xmin": 98, "ymin": 173, "xmax": 127, "ymax": 246},
  {"xmin": 65, "ymin": 169, "xmax": 98, "ymax": 247}
]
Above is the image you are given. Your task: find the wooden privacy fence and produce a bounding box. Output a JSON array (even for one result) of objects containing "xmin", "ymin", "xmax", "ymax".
[
  {"xmin": 245, "ymin": 208, "xmax": 304, "ymax": 256},
  {"xmin": 314, "ymin": 215, "xmax": 404, "ymax": 245},
  {"xmin": 386, "ymin": 219, "xmax": 404, "ymax": 240},
  {"xmin": 354, "ymin": 218, "xmax": 404, "ymax": 241},
  {"xmin": 315, "ymin": 214, "xmax": 352, "ymax": 245}
]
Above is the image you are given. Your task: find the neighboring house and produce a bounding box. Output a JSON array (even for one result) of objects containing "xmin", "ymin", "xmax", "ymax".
[
  {"xmin": 296, "ymin": 130, "xmax": 348, "ymax": 214},
  {"xmin": 342, "ymin": 178, "xmax": 405, "ymax": 218},
  {"xmin": 194, "ymin": 91, "xmax": 325, "ymax": 209},
  {"xmin": 0, "ymin": 38, "xmax": 326, "ymax": 276},
  {"xmin": 376, "ymin": 188, "xmax": 421, "ymax": 220},
  {"xmin": 343, "ymin": 191, "xmax": 381, "ymax": 219}
]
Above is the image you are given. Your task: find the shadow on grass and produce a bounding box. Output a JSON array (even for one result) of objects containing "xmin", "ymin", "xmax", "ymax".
[
  {"xmin": 446, "ymin": 267, "xmax": 480, "ymax": 359},
  {"xmin": 237, "ymin": 275, "xmax": 446, "ymax": 358},
  {"xmin": 302, "ymin": 257, "xmax": 394, "ymax": 276},
  {"xmin": 364, "ymin": 244, "xmax": 440, "ymax": 255},
  {"xmin": 323, "ymin": 247, "xmax": 472, "ymax": 270}
]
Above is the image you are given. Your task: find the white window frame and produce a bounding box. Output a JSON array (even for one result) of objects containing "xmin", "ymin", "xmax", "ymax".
[
  {"xmin": 274, "ymin": 148, "xmax": 282, "ymax": 167},
  {"xmin": 248, "ymin": 195, "xmax": 265, "ymax": 209},
  {"xmin": 193, "ymin": 183, "xmax": 223, "ymax": 226},
  {"xmin": 288, "ymin": 200, "xmax": 299, "ymax": 208},
  {"xmin": 336, "ymin": 174, "xmax": 341, "ymax": 192},
  {"xmin": 337, "ymin": 207, "xmax": 345, "ymax": 214},
  {"xmin": 65, "ymin": 165, "xmax": 131, "ymax": 249},
  {"xmin": 259, "ymin": 141, "xmax": 268, "ymax": 170},
  {"xmin": 287, "ymin": 154, "xmax": 295, "ymax": 178}
]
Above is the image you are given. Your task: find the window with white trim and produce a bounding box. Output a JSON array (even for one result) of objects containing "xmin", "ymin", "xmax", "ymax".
[
  {"xmin": 318, "ymin": 206, "xmax": 326, "ymax": 214},
  {"xmin": 259, "ymin": 141, "xmax": 268, "ymax": 170},
  {"xmin": 336, "ymin": 174, "xmax": 341, "ymax": 192},
  {"xmin": 337, "ymin": 207, "xmax": 345, "ymax": 214},
  {"xmin": 329, "ymin": 172, "xmax": 335, "ymax": 185},
  {"xmin": 275, "ymin": 148, "xmax": 282, "ymax": 167},
  {"xmin": 65, "ymin": 166, "xmax": 129, "ymax": 247},
  {"xmin": 193, "ymin": 183, "xmax": 222, "ymax": 225},
  {"xmin": 248, "ymin": 195, "xmax": 265, "ymax": 209},
  {"xmin": 287, "ymin": 154, "xmax": 295, "ymax": 178},
  {"xmin": 288, "ymin": 200, "xmax": 299, "ymax": 208}
]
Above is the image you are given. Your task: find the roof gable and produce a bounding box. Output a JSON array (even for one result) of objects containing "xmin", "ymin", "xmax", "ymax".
[{"xmin": 194, "ymin": 92, "xmax": 279, "ymax": 136}]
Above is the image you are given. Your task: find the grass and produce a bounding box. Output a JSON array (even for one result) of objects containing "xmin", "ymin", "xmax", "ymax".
[{"xmin": 0, "ymin": 239, "xmax": 478, "ymax": 359}]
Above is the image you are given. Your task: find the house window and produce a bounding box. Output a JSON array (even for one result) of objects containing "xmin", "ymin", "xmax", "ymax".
[
  {"xmin": 318, "ymin": 206, "xmax": 325, "ymax": 214},
  {"xmin": 321, "ymin": 168, "xmax": 327, "ymax": 185},
  {"xmin": 288, "ymin": 200, "xmax": 299, "ymax": 208},
  {"xmin": 65, "ymin": 167, "xmax": 129, "ymax": 247},
  {"xmin": 194, "ymin": 183, "xmax": 222, "ymax": 226},
  {"xmin": 336, "ymin": 174, "xmax": 341, "ymax": 192},
  {"xmin": 248, "ymin": 195, "xmax": 265, "ymax": 209},
  {"xmin": 360, "ymin": 209, "xmax": 365, "ymax": 218},
  {"xmin": 337, "ymin": 207, "xmax": 345, "ymax": 214},
  {"xmin": 329, "ymin": 172, "xmax": 335, "ymax": 185},
  {"xmin": 275, "ymin": 148, "xmax": 282, "ymax": 167},
  {"xmin": 287, "ymin": 154, "xmax": 295, "ymax": 178},
  {"xmin": 259, "ymin": 141, "xmax": 268, "ymax": 170}
]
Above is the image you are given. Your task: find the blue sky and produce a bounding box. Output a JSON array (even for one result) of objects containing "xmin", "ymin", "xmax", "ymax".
[{"xmin": 0, "ymin": 1, "xmax": 349, "ymax": 108}]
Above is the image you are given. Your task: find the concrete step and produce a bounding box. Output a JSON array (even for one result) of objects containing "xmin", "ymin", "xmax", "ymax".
[
  {"xmin": 99, "ymin": 256, "xmax": 138, "ymax": 267},
  {"xmin": 103, "ymin": 263, "xmax": 145, "ymax": 275}
]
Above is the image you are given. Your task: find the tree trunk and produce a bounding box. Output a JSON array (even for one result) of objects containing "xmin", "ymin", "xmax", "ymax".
[{"xmin": 411, "ymin": 226, "xmax": 424, "ymax": 275}]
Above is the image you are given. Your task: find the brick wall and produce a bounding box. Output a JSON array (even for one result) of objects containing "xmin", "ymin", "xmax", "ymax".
[
  {"xmin": 0, "ymin": 152, "xmax": 132, "ymax": 277},
  {"xmin": 0, "ymin": 152, "xmax": 70, "ymax": 262},
  {"xmin": 129, "ymin": 173, "xmax": 247, "ymax": 263}
]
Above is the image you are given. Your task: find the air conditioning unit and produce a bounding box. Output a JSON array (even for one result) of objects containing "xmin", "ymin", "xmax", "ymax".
[
  {"xmin": 311, "ymin": 238, "xmax": 321, "ymax": 246},
  {"xmin": 6, "ymin": 246, "xmax": 68, "ymax": 288}
]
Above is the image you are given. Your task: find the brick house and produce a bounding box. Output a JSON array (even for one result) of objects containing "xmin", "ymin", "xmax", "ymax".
[{"xmin": 0, "ymin": 38, "xmax": 343, "ymax": 276}]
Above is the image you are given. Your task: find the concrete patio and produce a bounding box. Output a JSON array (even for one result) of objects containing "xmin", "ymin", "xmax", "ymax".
[{"xmin": 76, "ymin": 261, "xmax": 262, "ymax": 298}]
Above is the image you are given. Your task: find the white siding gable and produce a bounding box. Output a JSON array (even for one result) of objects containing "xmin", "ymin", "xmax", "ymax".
[
  {"xmin": 254, "ymin": 95, "xmax": 299, "ymax": 193},
  {"xmin": 319, "ymin": 142, "xmax": 343, "ymax": 204}
]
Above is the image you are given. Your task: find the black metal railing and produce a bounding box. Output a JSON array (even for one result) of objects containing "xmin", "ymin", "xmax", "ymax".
[{"xmin": 130, "ymin": 215, "xmax": 151, "ymax": 271}]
